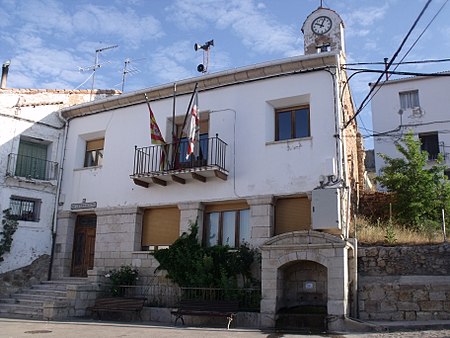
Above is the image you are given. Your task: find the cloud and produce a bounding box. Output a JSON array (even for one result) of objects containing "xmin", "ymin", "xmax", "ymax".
[
  {"xmin": 167, "ymin": 0, "xmax": 300, "ymax": 56},
  {"xmin": 147, "ymin": 41, "xmax": 196, "ymax": 84},
  {"xmin": 72, "ymin": 4, "xmax": 164, "ymax": 48}
]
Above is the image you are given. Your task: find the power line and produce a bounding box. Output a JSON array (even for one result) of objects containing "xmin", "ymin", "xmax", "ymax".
[
  {"xmin": 343, "ymin": 0, "xmax": 433, "ymax": 129},
  {"xmin": 342, "ymin": 68, "xmax": 450, "ymax": 77},
  {"xmin": 343, "ymin": 58, "xmax": 450, "ymax": 66}
]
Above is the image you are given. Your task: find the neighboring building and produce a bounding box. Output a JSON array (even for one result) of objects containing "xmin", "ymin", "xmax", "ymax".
[
  {"xmin": 0, "ymin": 81, "xmax": 120, "ymax": 274},
  {"xmin": 371, "ymin": 73, "xmax": 450, "ymax": 177},
  {"xmin": 49, "ymin": 5, "xmax": 364, "ymax": 330}
]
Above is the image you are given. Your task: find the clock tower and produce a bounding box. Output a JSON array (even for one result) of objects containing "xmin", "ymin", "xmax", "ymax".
[{"xmin": 302, "ymin": 6, "xmax": 345, "ymax": 56}]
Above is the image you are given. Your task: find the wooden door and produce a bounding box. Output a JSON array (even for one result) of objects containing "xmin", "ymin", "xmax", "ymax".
[{"xmin": 71, "ymin": 215, "xmax": 96, "ymax": 277}]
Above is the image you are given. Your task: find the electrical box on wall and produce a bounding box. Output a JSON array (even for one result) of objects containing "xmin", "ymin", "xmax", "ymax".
[{"xmin": 311, "ymin": 188, "xmax": 341, "ymax": 230}]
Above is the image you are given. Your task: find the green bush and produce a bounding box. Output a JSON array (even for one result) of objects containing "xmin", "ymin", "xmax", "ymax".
[
  {"xmin": 104, "ymin": 265, "xmax": 139, "ymax": 296},
  {"xmin": 152, "ymin": 222, "xmax": 259, "ymax": 289}
]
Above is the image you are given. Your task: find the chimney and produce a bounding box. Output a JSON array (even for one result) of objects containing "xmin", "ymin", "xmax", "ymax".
[{"xmin": 1, "ymin": 60, "xmax": 10, "ymax": 89}]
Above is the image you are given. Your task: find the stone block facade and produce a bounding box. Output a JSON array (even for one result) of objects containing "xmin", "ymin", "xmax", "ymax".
[{"xmin": 358, "ymin": 244, "xmax": 450, "ymax": 321}]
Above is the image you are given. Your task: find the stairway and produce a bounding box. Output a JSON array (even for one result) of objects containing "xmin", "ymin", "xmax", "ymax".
[{"xmin": 0, "ymin": 278, "xmax": 88, "ymax": 319}]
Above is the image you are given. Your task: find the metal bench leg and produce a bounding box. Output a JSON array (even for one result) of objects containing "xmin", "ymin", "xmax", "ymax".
[
  {"xmin": 174, "ymin": 314, "xmax": 184, "ymax": 326},
  {"xmin": 227, "ymin": 315, "xmax": 234, "ymax": 330}
]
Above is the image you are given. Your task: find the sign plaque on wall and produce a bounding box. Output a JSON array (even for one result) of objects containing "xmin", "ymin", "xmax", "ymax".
[{"xmin": 70, "ymin": 199, "xmax": 97, "ymax": 210}]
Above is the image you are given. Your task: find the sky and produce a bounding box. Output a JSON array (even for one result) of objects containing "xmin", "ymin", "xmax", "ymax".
[{"xmin": 1, "ymin": 0, "xmax": 450, "ymax": 149}]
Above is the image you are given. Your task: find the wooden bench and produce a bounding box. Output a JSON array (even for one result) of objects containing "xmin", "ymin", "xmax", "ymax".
[
  {"xmin": 171, "ymin": 299, "xmax": 239, "ymax": 329},
  {"xmin": 88, "ymin": 297, "xmax": 146, "ymax": 321}
]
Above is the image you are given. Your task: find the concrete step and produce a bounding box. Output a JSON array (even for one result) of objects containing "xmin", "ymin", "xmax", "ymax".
[
  {"xmin": 16, "ymin": 289, "xmax": 67, "ymax": 298},
  {"xmin": 0, "ymin": 303, "xmax": 43, "ymax": 319},
  {"xmin": 0, "ymin": 278, "xmax": 89, "ymax": 320}
]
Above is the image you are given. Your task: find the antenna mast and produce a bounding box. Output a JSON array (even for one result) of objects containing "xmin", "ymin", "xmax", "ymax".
[
  {"xmin": 121, "ymin": 58, "xmax": 144, "ymax": 92},
  {"xmin": 85, "ymin": 44, "xmax": 118, "ymax": 100}
]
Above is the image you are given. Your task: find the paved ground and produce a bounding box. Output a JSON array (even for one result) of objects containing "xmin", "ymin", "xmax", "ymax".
[{"xmin": 1, "ymin": 318, "xmax": 450, "ymax": 338}]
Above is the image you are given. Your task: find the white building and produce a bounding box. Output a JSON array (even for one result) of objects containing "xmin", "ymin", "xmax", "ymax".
[
  {"xmin": 371, "ymin": 73, "xmax": 450, "ymax": 176},
  {"xmin": 49, "ymin": 6, "xmax": 364, "ymax": 330},
  {"xmin": 0, "ymin": 80, "xmax": 119, "ymax": 274}
]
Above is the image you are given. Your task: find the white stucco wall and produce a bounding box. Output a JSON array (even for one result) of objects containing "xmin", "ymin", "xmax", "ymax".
[
  {"xmin": 60, "ymin": 70, "xmax": 340, "ymax": 210},
  {"xmin": 0, "ymin": 89, "xmax": 118, "ymax": 273},
  {"xmin": 371, "ymin": 75, "xmax": 450, "ymax": 176}
]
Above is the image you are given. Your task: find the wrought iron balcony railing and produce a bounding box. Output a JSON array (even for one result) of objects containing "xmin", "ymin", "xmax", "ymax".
[
  {"xmin": 131, "ymin": 135, "xmax": 228, "ymax": 187},
  {"xmin": 6, "ymin": 153, "xmax": 58, "ymax": 181}
]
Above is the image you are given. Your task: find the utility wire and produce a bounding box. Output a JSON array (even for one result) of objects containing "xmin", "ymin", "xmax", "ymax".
[
  {"xmin": 344, "ymin": 58, "xmax": 450, "ymax": 66},
  {"xmin": 343, "ymin": 0, "xmax": 433, "ymax": 129},
  {"xmin": 391, "ymin": 0, "xmax": 448, "ymax": 75},
  {"xmin": 342, "ymin": 68, "xmax": 450, "ymax": 77}
]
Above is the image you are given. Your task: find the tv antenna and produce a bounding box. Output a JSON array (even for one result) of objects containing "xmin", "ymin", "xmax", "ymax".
[
  {"xmin": 121, "ymin": 57, "xmax": 145, "ymax": 92},
  {"xmin": 194, "ymin": 39, "xmax": 214, "ymax": 73},
  {"xmin": 79, "ymin": 44, "xmax": 118, "ymax": 100}
]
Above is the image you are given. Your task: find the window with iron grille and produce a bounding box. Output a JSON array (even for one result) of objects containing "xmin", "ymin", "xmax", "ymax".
[{"xmin": 10, "ymin": 196, "xmax": 41, "ymax": 222}]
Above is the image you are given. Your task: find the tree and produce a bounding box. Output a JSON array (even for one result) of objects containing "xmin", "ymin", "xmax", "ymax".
[{"xmin": 376, "ymin": 131, "xmax": 450, "ymax": 229}]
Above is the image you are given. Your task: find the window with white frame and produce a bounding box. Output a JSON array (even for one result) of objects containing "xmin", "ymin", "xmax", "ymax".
[
  {"xmin": 10, "ymin": 196, "xmax": 41, "ymax": 222},
  {"xmin": 84, "ymin": 138, "xmax": 104, "ymax": 167},
  {"xmin": 399, "ymin": 90, "xmax": 420, "ymax": 110}
]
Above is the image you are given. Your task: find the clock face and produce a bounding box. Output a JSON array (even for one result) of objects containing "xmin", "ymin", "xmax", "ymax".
[{"xmin": 311, "ymin": 16, "xmax": 332, "ymax": 35}]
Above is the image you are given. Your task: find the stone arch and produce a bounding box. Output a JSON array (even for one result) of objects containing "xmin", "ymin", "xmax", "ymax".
[{"xmin": 260, "ymin": 230, "xmax": 352, "ymax": 329}]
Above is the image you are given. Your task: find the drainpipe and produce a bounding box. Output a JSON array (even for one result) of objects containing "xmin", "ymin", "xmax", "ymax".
[
  {"xmin": 1, "ymin": 60, "xmax": 11, "ymax": 89},
  {"xmin": 47, "ymin": 110, "xmax": 69, "ymax": 280}
]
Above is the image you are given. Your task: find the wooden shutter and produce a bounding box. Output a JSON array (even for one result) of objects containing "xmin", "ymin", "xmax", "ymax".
[
  {"xmin": 86, "ymin": 138, "xmax": 104, "ymax": 151},
  {"xmin": 142, "ymin": 207, "xmax": 180, "ymax": 246},
  {"xmin": 275, "ymin": 197, "xmax": 311, "ymax": 235},
  {"xmin": 204, "ymin": 200, "xmax": 249, "ymax": 213}
]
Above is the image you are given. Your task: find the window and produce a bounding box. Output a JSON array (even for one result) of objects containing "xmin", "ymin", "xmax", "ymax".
[
  {"xmin": 399, "ymin": 90, "xmax": 420, "ymax": 110},
  {"xmin": 141, "ymin": 207, "xmax": 180, "ymax": 250},
  {"xmin": 275, "ymin": 106, "xmax": 310, "ymax": 141},
  {"xmin": 174, "ymin": 113, "xmax": 209, "ymax": 168},
  {"xmin": 15, "ymin": 139, "xmax": 48, "ymax": 179},
  {"xmin": 275, "ymin": 197, "xmax": 311, "ymax": 235},
  {"xmin": 204, "ymin": 204, "xmax": 250, "ymax": 247},
  {"xmin": 10, "ymin": 196, "xmax": 41, "ymax": 222},
  {"xmin": 419, "ymin": 132, "xmax": 439, "ymax": 160},
  {"xmin": 84, "ymin": 138, "xmax": 104, "ymax": 167}
]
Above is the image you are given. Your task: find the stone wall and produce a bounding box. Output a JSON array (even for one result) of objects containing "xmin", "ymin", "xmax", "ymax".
[
  {"xmin": 0, "ymin": 254, "xmax": 50, "ymax": 297},
  {"xmin": 358, "ymin": 244, "xmax": 450, "ymax": 321}
]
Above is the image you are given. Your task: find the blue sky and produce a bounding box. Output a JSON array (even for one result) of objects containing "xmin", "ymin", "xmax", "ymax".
[{"xmin": 1, "ymin": 0, "xmax": 450, "ymax": 149}]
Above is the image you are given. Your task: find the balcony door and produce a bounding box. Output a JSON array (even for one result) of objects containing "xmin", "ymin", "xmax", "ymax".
[
  {"xmin": 16, "ymin": 139, "xmax": 48, "ymax": 179},
  {"xmin": 71, "ymin": 215, "xmax": 96, "ymax": 277}
]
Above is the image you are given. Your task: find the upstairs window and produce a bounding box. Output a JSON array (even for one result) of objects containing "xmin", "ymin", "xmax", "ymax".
[
  {"xmin": 10, "ymin": 196, "xmax": 41, "ymax": 222},
  {"xmin": 275, "ymin": 106, "xmax": 310, "ymax": 141},
  {"xmin": 399, "ymin": 90, "xmax": 420, "ymax": 110},
  {"xmin": 15, "ymin": 139, "xmax": 48, "ymax": 179},
  {"xmin": 84, "ymin": 138, "xmax": 104, "ymax": 167},
  {"xmin": 419, "ymin": 132, "xmax": 439, "ymax": 161}
]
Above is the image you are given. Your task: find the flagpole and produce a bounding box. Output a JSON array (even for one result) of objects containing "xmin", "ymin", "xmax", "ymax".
[
  {"xmin": 172, "ymin": 82, "xmax": 177, "ymax": 141},
  {"xmin": 173, "ymin": 82, "xmax": 199, "ymax": 167},
  {"xmin": 171, "ymin": 83, "xmax": 177, "ymax": 169}
]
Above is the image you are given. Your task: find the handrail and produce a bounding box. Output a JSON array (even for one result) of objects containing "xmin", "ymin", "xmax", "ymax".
[
  {"xmin": 132, "ymin": 135, "xmax": 227, "ymax": 176},
  {"xmin": 6, "ymin": 153, "xmax": 58, "ymax": 181}
]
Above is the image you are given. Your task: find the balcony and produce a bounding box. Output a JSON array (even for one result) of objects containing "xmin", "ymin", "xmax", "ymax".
[
  {"xmin": 131, "ymin": 135, "xmax": 228, "ymax": 187},
  {"xmin": 6, "ymin": 153, "xmax": 59, "ymax": 181}
]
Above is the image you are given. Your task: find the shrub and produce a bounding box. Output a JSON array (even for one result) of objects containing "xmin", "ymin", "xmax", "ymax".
[{"xmin": 104, "ymin": 265, "xmax": 139, "ymax": 297}]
